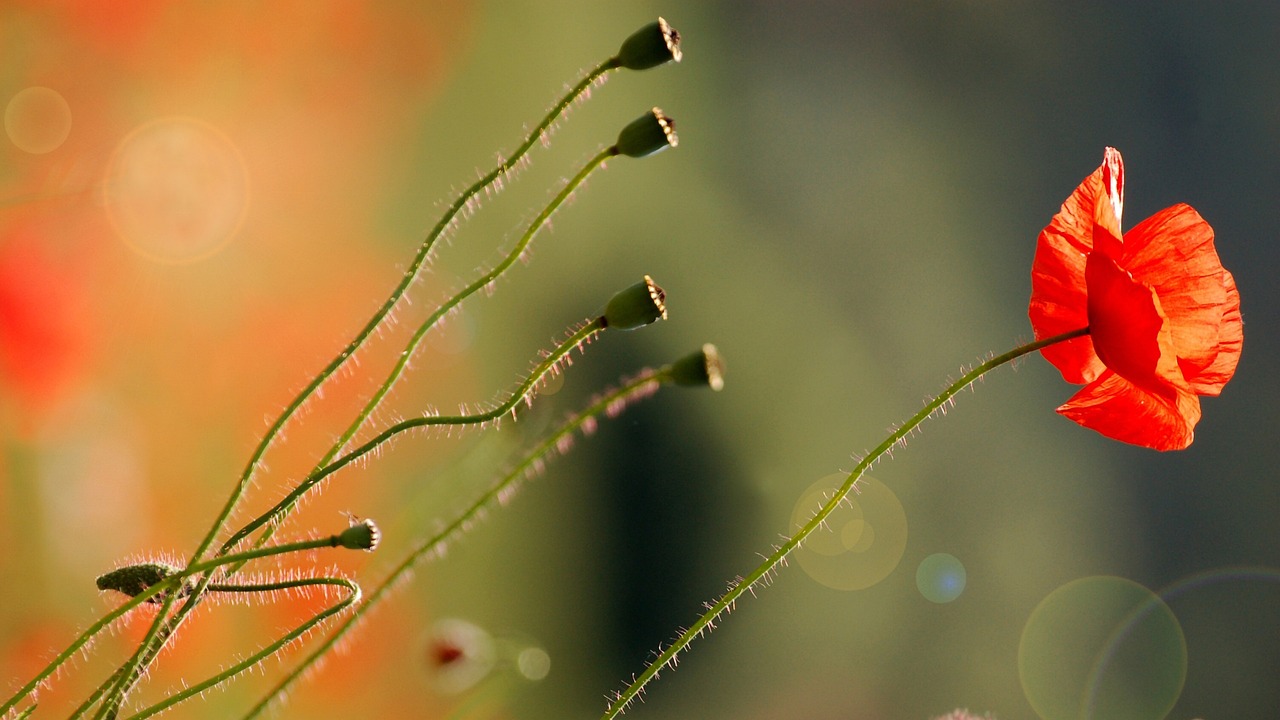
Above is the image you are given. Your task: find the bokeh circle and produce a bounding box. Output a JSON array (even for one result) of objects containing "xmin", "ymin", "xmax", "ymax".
[
  {"xmin": 791, "ymin": 473, "xmax": 908, "ymax": 591},
  {"xmin": 104, "ymin": 117, "xmax": 250, "ymax": 264},
  {"xmin": 5, "ymin": 87, "xmax": 72, "ymax": 154},
  {"xmin": 917, "ymin": 553, "xmax": 966, "ymax": 603},
  {"xmin": 1018, "ymin": 576, "xmax": 1186, "ymax": 720}
]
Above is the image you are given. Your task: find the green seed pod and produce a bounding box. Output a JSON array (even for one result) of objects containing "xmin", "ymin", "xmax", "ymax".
[
  {"xmin": 95, "ymin": 562, "xmax": 184, "ymax": 603},
  {"xmin": 615, "ymin": 108, "xmax": 677, "ymax": 158},
  {"xmin": 603, "ymin": 275, "xmax": 668, "ymax": 330},
  {"xmin": 669, "ymin": 343, "xmax": 725, "ymax": 391},
  {"xmin": 616, "ymin": 17, "xmax": 682, "ymax": 70},
  {"xmin": 338, "ymin": 518, "xmax": 381, "ymax": 551}
]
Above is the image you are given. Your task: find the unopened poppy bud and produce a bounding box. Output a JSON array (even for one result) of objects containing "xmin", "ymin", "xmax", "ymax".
[
  {"xmin": 615, "ymin": 17, "xmax": 682, "ymax": 70},
  {"xmin": 614, "ymin": 107, "xmax": 677, "ymax": 158},
  {"xmin": 337, "ymin": 518, "xmax": 381, "ymax": 551},
  {"xmin": 96, "ymin": 562, "xmax": 183, "ymax": 603},
  {"xmin": 669, "ymin": 343, "xmax": 725, "ymax": 391},
  {"xmin": 602, "ymin": 275, "xmax": 667, "ymax": 330}
]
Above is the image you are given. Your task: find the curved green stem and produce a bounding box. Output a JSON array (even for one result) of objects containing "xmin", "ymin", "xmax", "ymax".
[
  {"xmin": 122, "ymin": 577, "xmax": 359, "ymax": 720},
  {"xmin": 242, "ymin": 367, "xmax": 673, "ymax": 718},
  {"xmin": 228, "ymin": 314, "xmax": 608, "ymax": 553},
  {"xmin": 87, "ymin": 55, "xmax": 625, "ymax": 720},
  {"xmin": 83, "ymin": 57, "xmax": 629, "ymax": 717},
  {"xmin": 1, "ymin": 535, "xmax": 354, "ymax": 718},
  {"xmin": 224, "ymin": 144, "xmax": 618, "ymax": 557},
  {"xmin": 600, "ymin": 327, "xmax": 1090, "ymax": 718}
]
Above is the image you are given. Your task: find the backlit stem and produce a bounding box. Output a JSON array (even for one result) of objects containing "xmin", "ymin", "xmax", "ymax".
[
  {"xmin": 242, "ymin": 367, "xmax": 671, "ymax": 719},
  {"xmin": 225, "ymin": 145, "xmax": 617, "ymax": 556},
  {"xmin": 600, "ymin": 327, "xmax": 1090, "ymax": 718},
  {"xmin": 92, "ymin": 56, "xmax": 625, "ymax": 720}
]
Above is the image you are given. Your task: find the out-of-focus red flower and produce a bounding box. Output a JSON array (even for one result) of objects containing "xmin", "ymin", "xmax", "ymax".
[
  {"xmin": 1029, "ymin": 147, "xmax": 1242, "ymax": 450},
  {"xmin": 0, "ymin": 222, "xmax": 93, "ymax": 421}
]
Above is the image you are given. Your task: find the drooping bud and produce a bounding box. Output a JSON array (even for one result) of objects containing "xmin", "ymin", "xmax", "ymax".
[
  {"xmin": 615, "ymin": 17, "xmax": 682, "ymax": 70},
  {"xmin": 603, "ymin": 275, "xmax": 667, "ymax": 330},
  {"xmin": 614, "ymin": 107, "xmax": 677, "ymax": 158},
  {"xmin": 96, "ymin": 562, "xmax": 184, "ymax": 603},
  {"xmin": 669, "ymin": 343, "xmax": 725, "ymax": 391},
  {"xmin": 337, "ymin": 518, "xmax": 381, "ymax": 551}
]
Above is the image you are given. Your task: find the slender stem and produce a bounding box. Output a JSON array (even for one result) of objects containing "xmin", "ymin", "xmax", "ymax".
[
  {"xmin": 88, "ymin": 56, "xmax": 623, "ymax": 719},
  {"xmin": 242, "ymin": 368, "xmax": 671, "ymax": 718},
  {"xmin": 225, "ymin": 145, "xmax": 619, "ymax": 556},
  {"xmin": 122, "ymin": 577, "xmax": 360, "ymax": 720},
  {"xmin": 1, "ymin": 536, "xmax": 353, "ymax": 718},
  {"xmin": 228, "ymin": 314, "xmax": 608, "ymax": 552},
  {"xmin": 600, "ymin": 327, "xmax": 1090, "ymax": 718}
]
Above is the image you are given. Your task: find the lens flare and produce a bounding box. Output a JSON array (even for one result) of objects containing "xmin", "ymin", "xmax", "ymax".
[
  {"xmin": 1018, "ymin": 576, "xmax": 1186, "ymax": 720},
  {"xmin": 5, "ymin": 87, "xmax": 72, "ymax": 154},
  {"xmin": 791, "ymin": 473, "xmax": 907, "ymax": 591},
  {"xmin": 104, "ymin": 117, "xmax": 249, "ymax": 264},
  {"xmin": 916, "ymin": 553, "xmax": 966, "ymax": 603}
]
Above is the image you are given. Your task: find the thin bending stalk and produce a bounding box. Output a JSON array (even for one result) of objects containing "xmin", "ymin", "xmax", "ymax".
[
  {"xmin": 600, "ymin": 327, "xmax": 1091, "ymax": 719},
  {"xmin": 244, "ymin": 368, "xmax": 671, "ymax": 718},
  {"xmin": 93, "ymin": 57, "xmax": 625, "ymax": 720},
  {"xmin": 228, "ymin": 314, "xmax": 608, "ymax": 550},
  {"xmin": 1, "ymin": 536, "xmax": 358, "ymax": 718},
  {"xmin": 93, "ymin": 309, "xmax": 602, "ymax": 715},
  {"xmin": 227, "ymin": 145, "xmax": 619, "ymax": 554},
  {"xmin": 123, "ymin": 577, "xmax": 359, "ymax": 720}
]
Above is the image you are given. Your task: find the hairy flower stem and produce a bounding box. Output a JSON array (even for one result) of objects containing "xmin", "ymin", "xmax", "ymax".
[
  {"xmin": 92, "ymin": 58, "xmax": 626, "ymax": 719},
  {"xmin": 228, "ymin": 314, "xmax": 608, "ymax": 551},
  {"xmin": 124, "ymin": 577, "xmax": 359, "ymax": 720},
  {"xmin": 243, "ymin": 367, "xmax": 673, "ymax": 718},
  {"xmin": 90, "ymin": 311, "xmax": 604, "ymax": 718},
  {"xmin": 1, "ymin": 536, "xmax": 361, "ymax": 718},
  {"xmin": 600, "ymin": 327, "xmax": 1090, "ymax": 719},
  {"xmin": 226, "ymin": 145, "xmax": 618, "ymax": 558}
]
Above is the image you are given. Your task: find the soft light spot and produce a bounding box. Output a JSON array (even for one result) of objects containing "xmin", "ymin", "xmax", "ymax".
[
  {"xmin": 6, "ymin": 87, "xmax": 72, "ymax": 154},
  {"xmin": 426, "ymin": 617, "xmax": 496, "ymax": 694},
  {"xmin": 104, "ymin": 117, "xmax": 249, "ymax": 264},
  {"xmin": 841, "ymin": 518, "xmax": 871, "ymax": 551},
  {"xmin": 791, "ymin": 473, "xmax": 907, "ymax": 591},
  {"xmin": 916, "ymin": 553, "xmax": 966, "ymax": 603},
  {"xmin": 428, "ymin": 313, "xmax": 476, "ymax": 359},
  {"xmin": 1019, "ymin": 576, "xmax": 1186, "ymax": 720},
  {"xmin": 516, "ymin": 646, "xmax": 551, "ymax": 681}
]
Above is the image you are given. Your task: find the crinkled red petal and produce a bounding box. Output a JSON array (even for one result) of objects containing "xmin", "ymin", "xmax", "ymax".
[
  {"xmin": 1029, "ymin": 164, "xmax": 1105, "ymax": 385},
  {"xmin": 1186, "ymin": 269, "xmax": 1242, "ymax": 395},
  {"xmin": 1120, "ymin": 204, "xmax": 1240, "ymax": 390},
  {"xmin": 1057, "ymin": 370, "xmax": 1201, "ymax": 451}
]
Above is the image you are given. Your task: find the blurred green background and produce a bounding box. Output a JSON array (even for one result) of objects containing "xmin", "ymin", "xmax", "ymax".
[{"xmin": 2, "ymin": 2, "xmax": 1276, "ymax": 718}]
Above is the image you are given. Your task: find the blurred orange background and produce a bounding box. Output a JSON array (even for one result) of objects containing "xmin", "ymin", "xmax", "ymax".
[{"xmin": 4, "ymin": 3, "xmax": 1280, "ymax": 720}]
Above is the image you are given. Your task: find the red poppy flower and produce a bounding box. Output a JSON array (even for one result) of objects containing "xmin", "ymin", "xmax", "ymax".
[{"xmin": 1029, "ymin": 147, "xmax": 1242, "ymax": 450}]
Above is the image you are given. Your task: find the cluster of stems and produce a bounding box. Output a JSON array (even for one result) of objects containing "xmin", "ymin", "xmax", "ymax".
[
  {"xmin": 0, "ymin": 13, "xmax": 1109, "ymax": 720},
  {"xmin": 1, "ymin": 17, "xmax": 714, "ymax": 720}
]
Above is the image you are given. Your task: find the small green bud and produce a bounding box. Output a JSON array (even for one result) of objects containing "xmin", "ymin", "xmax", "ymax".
[
  {"xmin": 614, "ymin": 107, "xmax": 677, "ymax": 158},
  {"xmin": 669, "ymin": 343, "xmax": 725, "ymax": 391},
  {"xmin": 603, "ymin": 275, "xmax": 667, "ymax": 330},
  {"xmin": 615, "ymin": 17, "xmax": 682, "ymax": 70},
  {"xmin": 337, "ymin": 518, "xmax": 381, "ymax": 551},
  {"xmin": 96, "ymin": 562, "xmax": 184, "ymax": 603}
]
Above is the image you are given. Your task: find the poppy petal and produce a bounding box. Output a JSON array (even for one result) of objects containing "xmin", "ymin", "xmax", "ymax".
[
  {"xmin": 1186, "ymin": 269, "xmax": 1242, "ymax": 395},
  {"xmin": 1085, "ymin": 251, "xmax": 1187, "ymax": 400},
  {"xmin": 1102, "ymin": 146, "xmax": 1124, "ymax": 229},
  {"xmin": 1030, "ymin": 163, "xmax": 1105, "ymax": 384},
  {"xmin": 1120, "ymin": 204, "xmax": 1238, "ymax": 385},
  {"xmin": 1057, "ymin": 370, "xmax": 1201, "ymax": 451}
]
